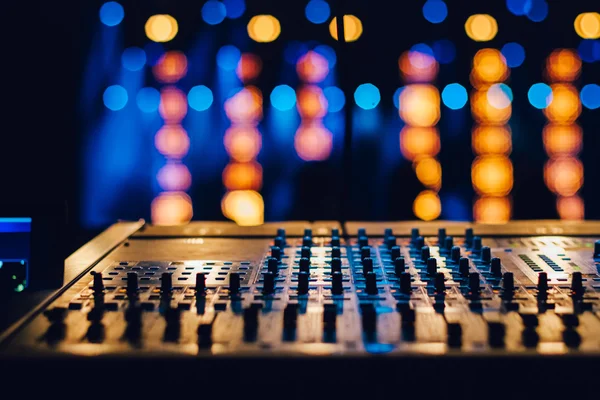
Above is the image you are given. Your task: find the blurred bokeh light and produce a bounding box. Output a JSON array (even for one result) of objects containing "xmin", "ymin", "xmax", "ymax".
[
  {"xmin": 151, "ymin": 192, "xmax": 193, "ymax": 226},
  {"xmin": 297, "ymin": 51, "xmax": 330, "ymax": 83},
  {"xmin": 546, "ymin": 49, "xmax": 582, "ymax": 82},
  {"xmin": 354, "ymin": 83, "xmax": 381, "ymax": 110},
  {"xmin": 223, "ymin": 162, "xmax": 263, "ymax": 191},
  {"xmin": 157, "ymin": 163, "xmax": 192, "ymax": 191},
  {"xmin": 543, "ymin": 124, "xmax": 582, "ymax": 156},
  {"xmin": 400, "ymin": 127, "xmax": 440, "ymax": 161},
  {"xmin": 557, "ymin": 195, "xmax": 585, "ymax": 221},
  {"xmin": 145, "ymin": 14, "xmax": 178, "ymax": 43},
  {"xmin": 544, "ymin": 157, "xmax": 584, "ymax": 196},
  {"xmin": 472, "ymin": 126, "xmax": 512, "ymax": 155},
  {"xmin": 305, "ymin": 0, "xmax": 330, "ymax": 24},
  {"xmin": 294, "ymin": 123, "xmax": 333, "ymax": 162},
  {"xmin": 465, "ymin": 14, "xmax": 498, "ymax": 42},
  {"xmin": 329, "ymin": 15, "xmax": 363, "ymax": 42},
  {"xmin": 221, "ymin": 190, "xmax": 264, "ymax": 226},
  {"xmin": 413, "ymin": 190, "xmax": 442, "ymax": 221},
  {"xmin": 473, "ymin": 196, "xmax": 511, "ymax": 224},
  {"xmin": 472, "ymin": 156, "xmax": 514, "ymax": 196},
  {"xmin": 248, "ymin": 15, "xmax": 281, "ymax": 43},
  {"xmin": 103, "ymin": 85, "xmax": 128, "ymax": 111},
  {"xmin": 153, "ymin": 51, "xmax": 188, "ymax": 83},
  {"xmin": 99, "ymin": 2, "xmax": 124, "ymax": 27},
  {"xmin": 155, "ymin": 125, "xmax": 190, "ymax": 159},
  {"xmin": 575, "ymin": 12, "xmax": 600, "ymax": 39},
  {"xmin": 399, "ymin": 84, "xmax": 441, "ymax": 127},
  {"xmin": 422, "ymin": 0, "xmax": 448, "ymax": 24},
  {"xmin": 224, "ymin": 126, "xmax": 262, "ymax": 162},
  {"xmin": 297, "ymin": 85, "xmax": 328, "ymax": 119},
  {"xmin": 543, "ymin": 84, "xmax": 581, "ymax": 124},
  {"xmin": 159, "ymin": 87, "xmax": 188, "ymax": 123}
]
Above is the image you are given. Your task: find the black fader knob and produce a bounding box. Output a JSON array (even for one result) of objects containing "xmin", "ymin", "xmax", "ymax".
[
  {"xmin": 331, "ymin": 236, "xmax": 341, "ymax": 247},
  {"xmin": 263, "ymin": 272, "xmax": 275, "ymax": 295},
  {"xmin": 268, "ymin": 257, "xmax": 279, "ymax": 275},
  {"xmin": 358, "ymin": 236, "xmax": 368, "ymax": 248},
  {"xmin": 386, "ymin": 236, "xmax": 397, "ymax": 249},
  {"xmin": 229, "ymin": 273, "xmax": 240, "ymax": 295},
  {"xmin": 357, "ymin": 228, "xmax": 367, "ymax": 238},
  {"xmin": 490, "ymin": 257, "xmax": 502, "ymax": 276},
  {"xmin": 459, "ymin": 257, "xmax": 470, "ymax": 277},
  {"xmin": 161, "ymin": 272, "xmax": 172, "ymax": 294},
  {"xmin": 472, "ymin": 236, "xmax": 482, "ymax": 252},
  {"xmin": 323, "ymin": 304, "xmax": 337, "ymax": 332},
  {"xmin": 594, "ymin": 240, "xmax": 600, "ymax": 258},
  {"xmin": 384, "ymin": 228, "xmax": 393, "ymax": 239},
  {"xmin": 274, "ymin": 236, "xmax": 284, "ymax": 249},
  {"xmin": 415, "ymin": 236, "xmax": 425, "ymax": 250},
  {"xmin": 465, "ymin": 228, "xmax": 474, "ymax": 247},
  {"xmin": 127, "ymin": 272, "xmax": 138, "ymax": 296},
  {"xmin": 331, "ymin": 257, "xmax": 342, "ymax": 273},
  {"xmin": 421, "ymin": 246, "xmax": 430, "ymax": 262},
  {"xmin": 362, "ymin": 258, "xmax": 374, "ymax": 276},
  {"xmin": 361, "ymin": 246, "xmax": 371, "ymax": 261},
  {"xmin": 391, "ymin": 246, "xmax": 401, "ymax": 261},
  {"xmin": 427, "ymin": 257, "xmax": 437, "ymax": 276},
  {"xmin": 400, "ymin": 272, "xmax": 412, "ymax": 294},
  {"xmin": 331, "ymin": 271, "xmax": 343, "ymax": 295},
  {"xmin": 277, "ymin": 228, "xmax": 286, "ymax": 245},
  {"xmin": 503, "ymin": 272, "xmax": 514, "ymax": 292},
  {"xmin": 537, "ymin": 272, "xmax": 548, "ymax": 294},
  {"xmin": 271, "ymin": 246, "xmax": 282, "ymax": 261},
  {"xmin": 435, "ymin": 272, "xmax": 446, "ymax": 293},
  {"xmin": 361, "ymin": 304, "xmax": 377, "ymax": 333},
  {"xmin": 196, "ymin": 273, "xmax": 207, "ymax": 294},
  {"xmin": 394, "ymin": 257, "xmax": 405, "ymax": 276},
  {"xmin": 331, "ymin": 228, "xmax": 340, "ymax": 237},
  {"xmin": 198, "ymin": 323, "xmax": 213, "ymax": 349},
  {"xmin": 571, "ymin": 272, "xmax": 583, "ymax": 294},
  {"xmin": 304, "ymin": 228, "xmax": 312, "ymax": 238},
  {"xmin": 451, "ymin": 246, "xmax": 461, "ymax": 263},
  {"xmin": 365, "ymin": 272, "xmax": 378, "ymax": 295},
  {"xmin": 447, "ymin": 322, "xmax": 462, "ymax": 348},
  {"xmin": 302, "ymin": 236, "xmax": 312, "ymax": 247},
  {"xmin": 297, "ymin": 272, "xmax": 309, "ymax": 295},
  {"xmin": 444, "ymin": 236, "xmax": 454, "ymax": 253},
  {"xmin": 488, "ymin": 322, "xmax": 506, "ymax": 348},
  {"xmin": 299, "ymin": 257, "xmax": 310, "ymax": 273},
  {"xmin": 283, "ymin": 304, "xmax": 298, "ymax": 329},
  {"xmin": 91, "ymin": 271, "xmax": 104, "ymax": 293},
  {"xmin": 481, "ymin": 246, "xmax": 491, "ymax": 264},
  {"xmin": 469, "ymin": 273, "xmax": 480, "ymax": 292},
  {"xmin": 301, "ymin": 246, "xmax": 311, "ymax": 258},
  {"xmin": 411, "ymin": 228, "xmax": 420, "ymax": 244},
  {"xmin": 331, "ymin": 246, "xmax": 341, "ymax": 259},
  {"xmin": 438, "ymin": 228, "xmax": 447, "ymax": 245}
]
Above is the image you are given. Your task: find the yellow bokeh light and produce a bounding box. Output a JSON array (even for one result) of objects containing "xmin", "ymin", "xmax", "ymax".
[
  {"xmin": 247, "ymin": 15, "xmax": 281, "ymax": 43},
  {"xmin": 575, "ymin": 12, "xmax": 600, "ymax": 39},
  {"xmin": 329, "ymin": 15, "xmax": 363, "ymax": 42},
  {"xmin": 297, "ymin": 51, "xmax": 329, "ymax": 84},
  {"xmin": 544, "ymin": 157, "xmax": 583, "ymax": 197},
  {"xmin": 153, "ymin": 51, "xmax": 188, "ymax": 84},
  {"xmin": 159, "ymin": 87, "xmax": 188, "ymax": 123},
  {"xmin": 472, "ymin": 155, "xmax": 513, "ymax": 196},
  {"xmin": 557, "ymin": 195, "xmax": 584, "ymax": 221},
  {"xmin": 398, "ymin": 51, "xmax": 439, "ymax": 83},
  {"xmin": 413, "ymin": 190, "xmax": 441, "ymax": 221},
  {"xmin": 472, "ymin": 49, "xmax": 509, "ymax": 85},
  {"xmin": 543, "ymin": 84, "xmax": 581, "ymax": 124},
  {"xmin": 546, "ymin": 49, "xmax": 581, "ymax": 82},
  {"xmin": 297, "ymin": 85, "xmax": 328, "ymax": 119},
  {"xmin": 542, "ymin": 124, "xmax": 582, "ymax": 156},
  {"xmin": 398, "ymin": 84, "xmax": 440, "ymax": 127},
  {"xmin": 471, "ymin": 90, "xmax": 512, "ymax": 125},
  {"xmin": 145, "ymin": 15, "xmax": 178, "ymax": 43},
  {"xmin": 224, "ymin": 126, "xmax": 262, "ymax": 162},
  {"xmin": 155, "ymin": 125, "xmax": 190, "ymax": 159},
  {"xmin": 472, "ymin": 125, "xmax": 512, "ymax": 155},
  {"xmin": 465, "ymin": 14, "xmax": 498, "ymax": 42},
  {"xmin": 414, "ymin": 157, "xmax": 442, "ymax": 188},
  {"xmin": 474, "ymin": 196, "xmax": 511, "ymax": 224},
  {"xmin": 294, "ymin": 123, "xmax": 333, "ymax": 162},
  {"xmin": 151, "ymin": 192, "xmax": 193, "ymax": 226},
  {"xmin": 223, "ymin": 162, "xmax": 263, "ymax": 191},
  {"xmin": 221, "ymin": 190, "xmax": 264, "ymax": 226},
  {"xmin": 400, "ymin": 126, "xmax": 440, "ymax": 161}
]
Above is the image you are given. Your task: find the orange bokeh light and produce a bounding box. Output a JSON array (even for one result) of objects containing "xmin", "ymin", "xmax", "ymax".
[
  {"xmin": 398, "ymin": 84, "xmax": 440, "ymax": 127},
  {"xmin": 223, "ymin": 125, "xmax": 262, "ymax": 162},
  {"xmin": 414, "ymin": 157, "xmax": 442, "ymax": 189},
  {"xmin": 557, "ymin": 195, "xmax": 585, "ymax": 221},
  {"xmin": 153, "ymin": 51, "xmax": 188, "ymax": 84},
  {"xmin": 297, "ymin": 85, "xmax": 328, "ymax": 119},
  {"xmin": 159, "ymin": 86, "xmax": 188, "ymax": 123},
  {"xmin": 225, "ymin": 87, "xmax": 263, "ymax": 123},
  {"xmin": 471, "ymin": 49, "xmax": 509, "ymax": 86},
  {"xmin": 472, "ymin": 125, "xmax": 512, "ymax": 155},
  {"xmin": 155, "ymin": 124, "xmax": 190, "ymax": 159},
  {"xmin": 413, "ymin": 190, "xmax": 441, "ymax": 221},
  {"xmin": 544, "ymin": 157, "xmax": 584, "ymax": 197},
  {"xmin": 297, "ymin": 51, "xmax": 329, "ymax": 84},
  {"xmin": 474, "ymin": 196, "xmax": 511, "ymax": 224},
  {"xmin": 294, "ymin": 122, "xmax": 333, "ymax": 162},
  {"xmin": 542, "ymin": 124, "xmax": 582, "ymax": 156},
  {"xmin": 471, "ymin": 89, "xmax": 512, "ymax": 125},
  {"xmin": 151, "ymin": 191, "xmax": 193, "ymax": 226},
  {"xmin": 222, "ymin": 161, "xmax": 263, "ymax": 191},
  {"xmin": 543, "ymin": 84, "xmax": 581, "ymax": 124},
  {"xmin": 221, "ymin": 190, "xmax": 264, "ymax": 226},
  {"xmin": 472, "ymin": 155, "xmax": 513, "ymax": 196},
  {"xmin": 398, "ymin": 51, "xmax": 439, "ymax": 83},
  {"xmin": 546, "ymin": 49, "xmax": 581, "ymax": 82},
  {"xmin": 236, "ymin": 53, "xmax": 263, "ymax": 83},
  {"xmin": 400, "ymin": 126, "xmax": 440, "ymax": 161},
  {"xmin": 156, "ymin": 162, "xmax": 192, "ymax": 191}
]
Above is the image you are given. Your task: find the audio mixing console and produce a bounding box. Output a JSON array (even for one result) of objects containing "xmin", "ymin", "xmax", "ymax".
[{"xmin": 1, "ymin": 220, "xmax": 600, "ymax": 396}]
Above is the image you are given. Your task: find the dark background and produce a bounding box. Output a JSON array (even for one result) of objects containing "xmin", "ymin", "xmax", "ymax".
[{"xmin": 1, "ymin": 0, "xmax": 599, "ymax": 250}]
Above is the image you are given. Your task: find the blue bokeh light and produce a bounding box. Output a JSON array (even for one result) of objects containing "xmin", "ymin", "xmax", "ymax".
[
  {"xmin": 526, "ymin": 0, "xmax": 548, "ymax": 22},
  {"xmin": 270, "ymin": 85, "xmax": 297, "ymax": 111},
  {"xmin": 202, "ymin": 0, "xmax": 227, "ymax": 25},
  {"xmin": 578, "ymin": 40, "xmax": 600, "ymax": 63},
  {"xmin": 99, "ymin": 2, "xmax": 124, "ymax": 26},
  {"xmin": 122, "ymin": 47, "xmax": 146, "ymax": 71},
  {"xmin": 223, "ymin": 0, "xmax": 245, "ymax": 19},
  {"xmin": 422, "ymin": 0, "xmax": 448, "ymax": 24},
  {"xmin": 305, "ymin": 0, "xmax": 330, "ymax": 24},
  {"xmin": 145, "ymin": 42, "xmax": 165, "ymax": 66},
  {"xmin": 432, "ymin": 39, "xmax": 456, "ymax": 64},
  {"xmin": 581, "ymin": 84, "xmax": 600, "ymax": 109},
  {"xmin": 354, "ymin": 84, "xmax": 381, "ymax": 110},
  {"xmin": 528, "ymin": 83, "xmax": 553, "ymax": 109},
  {"xmin": 501, "ymin": 43, "xmax": 525, "ymax": 68},
  {"xmin": 324, "ymin": 86, "xmax": 345, "ymax": 112},
  {"xmin": 393, "ymin": 87, "xmax": 404, "ymax": 109},
  {"xmin": 103, "ymin": 85, "xmax": 128, "ymax": 111},
  {"xmin": 411, "ymin": 43, "xmax": 435, "ymax": 58},
  {"xmin": 217, "ymin": 45, "xmax": 241, "ymax": 71},
  {"xmin": 442, "ymin": 83, "xmax": 468, "ymax": 110},
  {"xmin": 506, "ymin": 0, "xmax": 528, "ymax": 16},
  {"xmin": 188, "ymin": 85, "xmax": 214, "ymax": 111},
  {"xmin": 136, "ymin": 87, "xmax": 160, "ymax": 113},
  {"xmin": 314, "ymin": 44, "xmax": 337, "ymax": 67}
]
